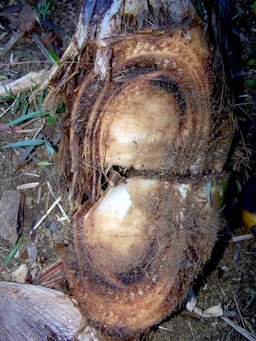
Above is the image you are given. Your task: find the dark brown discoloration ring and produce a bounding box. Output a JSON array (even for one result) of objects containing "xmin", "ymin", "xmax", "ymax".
[{"xmin": 150, "ymin": 75, "xmax": 186, "ymax": 116}]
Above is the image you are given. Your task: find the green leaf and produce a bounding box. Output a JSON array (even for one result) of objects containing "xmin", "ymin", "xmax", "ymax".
[
  {"xmin": 48, "ymin": 50, "xmax": 60, "ymax": 63},
  {"xmin": 1, "ymin": 139, "xmax": 45, "ymax": 149},
  {"xmin": 248, "ymin": 59, "xmax": 256, "ymax": 67},
  {"xmin": 46, "ymin": 115, "xmax": 58, "ymax": 125},
  {"xmin": 33, "ymin": 34, "xmax": 59, "ymax": 65},
  {"xmin": 3, "ymin": 110, "xmax": 49, "ymax": 128},
  {"xmin": 245, "ymin": 79, "xmax": 256, "ymax": 88},
  {"xmin": 56, "ymin": 103, "xmax": 66, "ymax": 114},
  {"xmin": 252, "ymin": 2, "xmax": 256, "ymax": 15},
  {"xmin": 37, "ymin": 161, "xmax": 51, "ymax": 166},
  {"xmin": 1, "ymin": 237, "xmax": 24, "ymax": 270}
]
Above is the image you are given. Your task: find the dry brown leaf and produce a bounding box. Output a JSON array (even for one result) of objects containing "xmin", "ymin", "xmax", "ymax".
[{"xmin": 18, "ymin": 4, "xmax": 36, "ymax": 32}]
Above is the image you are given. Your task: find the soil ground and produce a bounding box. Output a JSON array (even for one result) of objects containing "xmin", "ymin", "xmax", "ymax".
[{"xmin": 0, "ymin": 1, "xmax": 255, "ymax": 341}]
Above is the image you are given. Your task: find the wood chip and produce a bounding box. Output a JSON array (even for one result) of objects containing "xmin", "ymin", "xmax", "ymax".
[
  {"xmin": 16, "ymin": 182, "xmax": 39, "ymax": 190},
  {"xmin": 0, "ymin": 69, "xmax": 47, "ymax": 98},
  {"xmin": 232, "ymin": 234, "xmax": 254, "ymax": 242},
  {"xmin": 23, "ymin": 172, "xmax": 40, "ymax": 178},
  {"xmin": 0, "ymin": 190, "xmax": 20, "ymax": 245},
  {"xmin": 30, "ymin": 197, "xmax": 62, "ymax": 234}
]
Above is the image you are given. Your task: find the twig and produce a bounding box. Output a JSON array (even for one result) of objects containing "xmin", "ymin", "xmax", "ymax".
[
  {"xmin": 37, "ymin": 185, "xmax": 42, "ymax": 205},
  {"xmin": 233, "ymin": 294, "xmax": 246, "ymax": 329},
  {"xmin": 0, "ymin": 69, "xmax": 47, "ymax": 98},
  {"xmin": 0, "ymin": 92, "xmax": 21, "ymax": 118},
  {"xmin": 232, "ymin": 234, "xmax": 254, "ymax": 243},
  {"xmin": 221, "ymin": 317, "xmax": 256, "ymax": 341},
  {"xmin": 47, "ymin": 182, "xmax": 70, "ymax": 222},
  {"xmin": 0, "ymin": 30, "xmax": 24, "ymax": 57},
  {"xmin": 23, "ymin": 172, "xmax": 40, "ymax": 178},
  {"xmin": 158, "ymin": 326, "xmax": 173, "ymax": 332},
  {"xmin": 16, "ymin": 182, "xmax": 40, "ymax": 190},
  {"xmin": 30, "ymin": 197, "xmax": 62, "ymax": 234}
]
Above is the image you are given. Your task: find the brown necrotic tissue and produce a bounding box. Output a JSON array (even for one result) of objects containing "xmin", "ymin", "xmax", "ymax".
[{"xmin": 55, "ymin": 0, "xmax": 233, "ymax": 338}]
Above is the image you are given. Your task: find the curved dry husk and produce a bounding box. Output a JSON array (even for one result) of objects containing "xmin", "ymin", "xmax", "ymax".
[
  {"xmin": 0, "ymin": 281, "xmax": 81, "ymax": 341},
  {"xmin": 45, "ymin": 0, "xmax": 233, "ymax": 338}
]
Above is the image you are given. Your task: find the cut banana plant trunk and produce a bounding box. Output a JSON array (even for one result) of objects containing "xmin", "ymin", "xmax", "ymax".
[{"xmin": 1, "ymin": 0, "xmax": 233, "ymax": 340}]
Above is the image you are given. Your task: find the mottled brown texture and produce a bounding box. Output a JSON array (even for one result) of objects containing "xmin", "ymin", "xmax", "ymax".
[
  {"xmin": 64, "ymin": 179, "xmax": 218, "ymax": 337},
  {"xmin": 48, "ymin": 0, "xmax": 233, "ymax": 338}
]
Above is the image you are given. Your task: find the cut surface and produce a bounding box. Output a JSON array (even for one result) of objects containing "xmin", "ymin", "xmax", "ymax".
[
  {"xmin": 99, "ymin": 82, "xmax": 181, "ymax": 171},
  {"xmin": 60, "ymin": 4, "xmax": 232, "ymax": 338},
  {"xmin": 64, "ymin": 177, "xmax": 218, "ymax": 337}
]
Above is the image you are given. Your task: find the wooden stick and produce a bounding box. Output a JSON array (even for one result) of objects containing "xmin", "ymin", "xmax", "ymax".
[
  {"xmin": 30, "ymin": 197, "xmax": 62, "ymax": 234},
  {"xmin": 0, "ymin": 69, "xmax": 47, "ymax": 98},
  {"xmin": 232, "ymin": 234, "xmax": 254, "ymax": 243},
  {"xmin": 0, "ymin": 31, "xmax": 24, "ymax": 57},
  {"xmin": 221, "ymin": 317, "xmax": 256, "ymax": 341}
]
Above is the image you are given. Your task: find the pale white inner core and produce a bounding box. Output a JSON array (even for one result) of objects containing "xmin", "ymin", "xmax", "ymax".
[{"xmin": 97, "ymin": 182, "xmax": 131, "ymax": 220}]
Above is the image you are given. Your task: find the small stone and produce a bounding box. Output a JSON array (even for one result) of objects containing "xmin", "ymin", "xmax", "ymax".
[
  {"xmin": 11, "ymin": 264, "xmax": 28, "ymax": 283},
  {"xmin": 0, "ymin": 190, "xmax": 20, "ymax": 245},
  {"xmin": 27, "ymin": 244, "xmax": 38, "ymax": 263},
  {"xmin": 49, "ymin": 222, "xmax": 57, "ymax": 232}
]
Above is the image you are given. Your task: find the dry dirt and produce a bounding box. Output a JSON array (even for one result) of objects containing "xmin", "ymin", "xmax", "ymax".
[{"xmin": 0, "ymin": 1, "xmax": 255, "ymax": 341}]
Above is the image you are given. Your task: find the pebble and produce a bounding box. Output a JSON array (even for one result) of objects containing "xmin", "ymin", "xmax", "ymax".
[
  {"xmin": 11, "ymin": 264, "xmax": 28, "ymax": 283},
  {"xmin": 27, "ymin": 244, "xmax": 38, "ymax": 263}
]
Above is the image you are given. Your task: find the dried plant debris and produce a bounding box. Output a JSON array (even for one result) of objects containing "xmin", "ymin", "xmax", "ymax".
[{"xmin": 0, "ymin": 281, "xmax": 82, "ymax": 341}]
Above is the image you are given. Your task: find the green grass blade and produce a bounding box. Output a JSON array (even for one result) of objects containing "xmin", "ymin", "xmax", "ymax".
[
  {"xmin": 1, "ymin": 139, "xmax": 45, "ymax": 149},
  {"xmin": 1, "ymin": 237, "xmax": 24, "ymax": 270},
  {"xmin": 3, "ymin": 110, "xmax": 49, "ymax": 127},
  {"xmin": 33, "ymin": 34, "xmax": 59, "ymax": 65}
]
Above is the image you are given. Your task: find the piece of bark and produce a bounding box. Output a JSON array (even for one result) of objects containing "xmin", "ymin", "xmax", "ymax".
[
  {"xmin": 0, "ymin": 281, "xmax": 86, "ymax": 341},
  {"xmin": 0, "ymin": 190, "xmax": 20, "ymax": 245}
]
